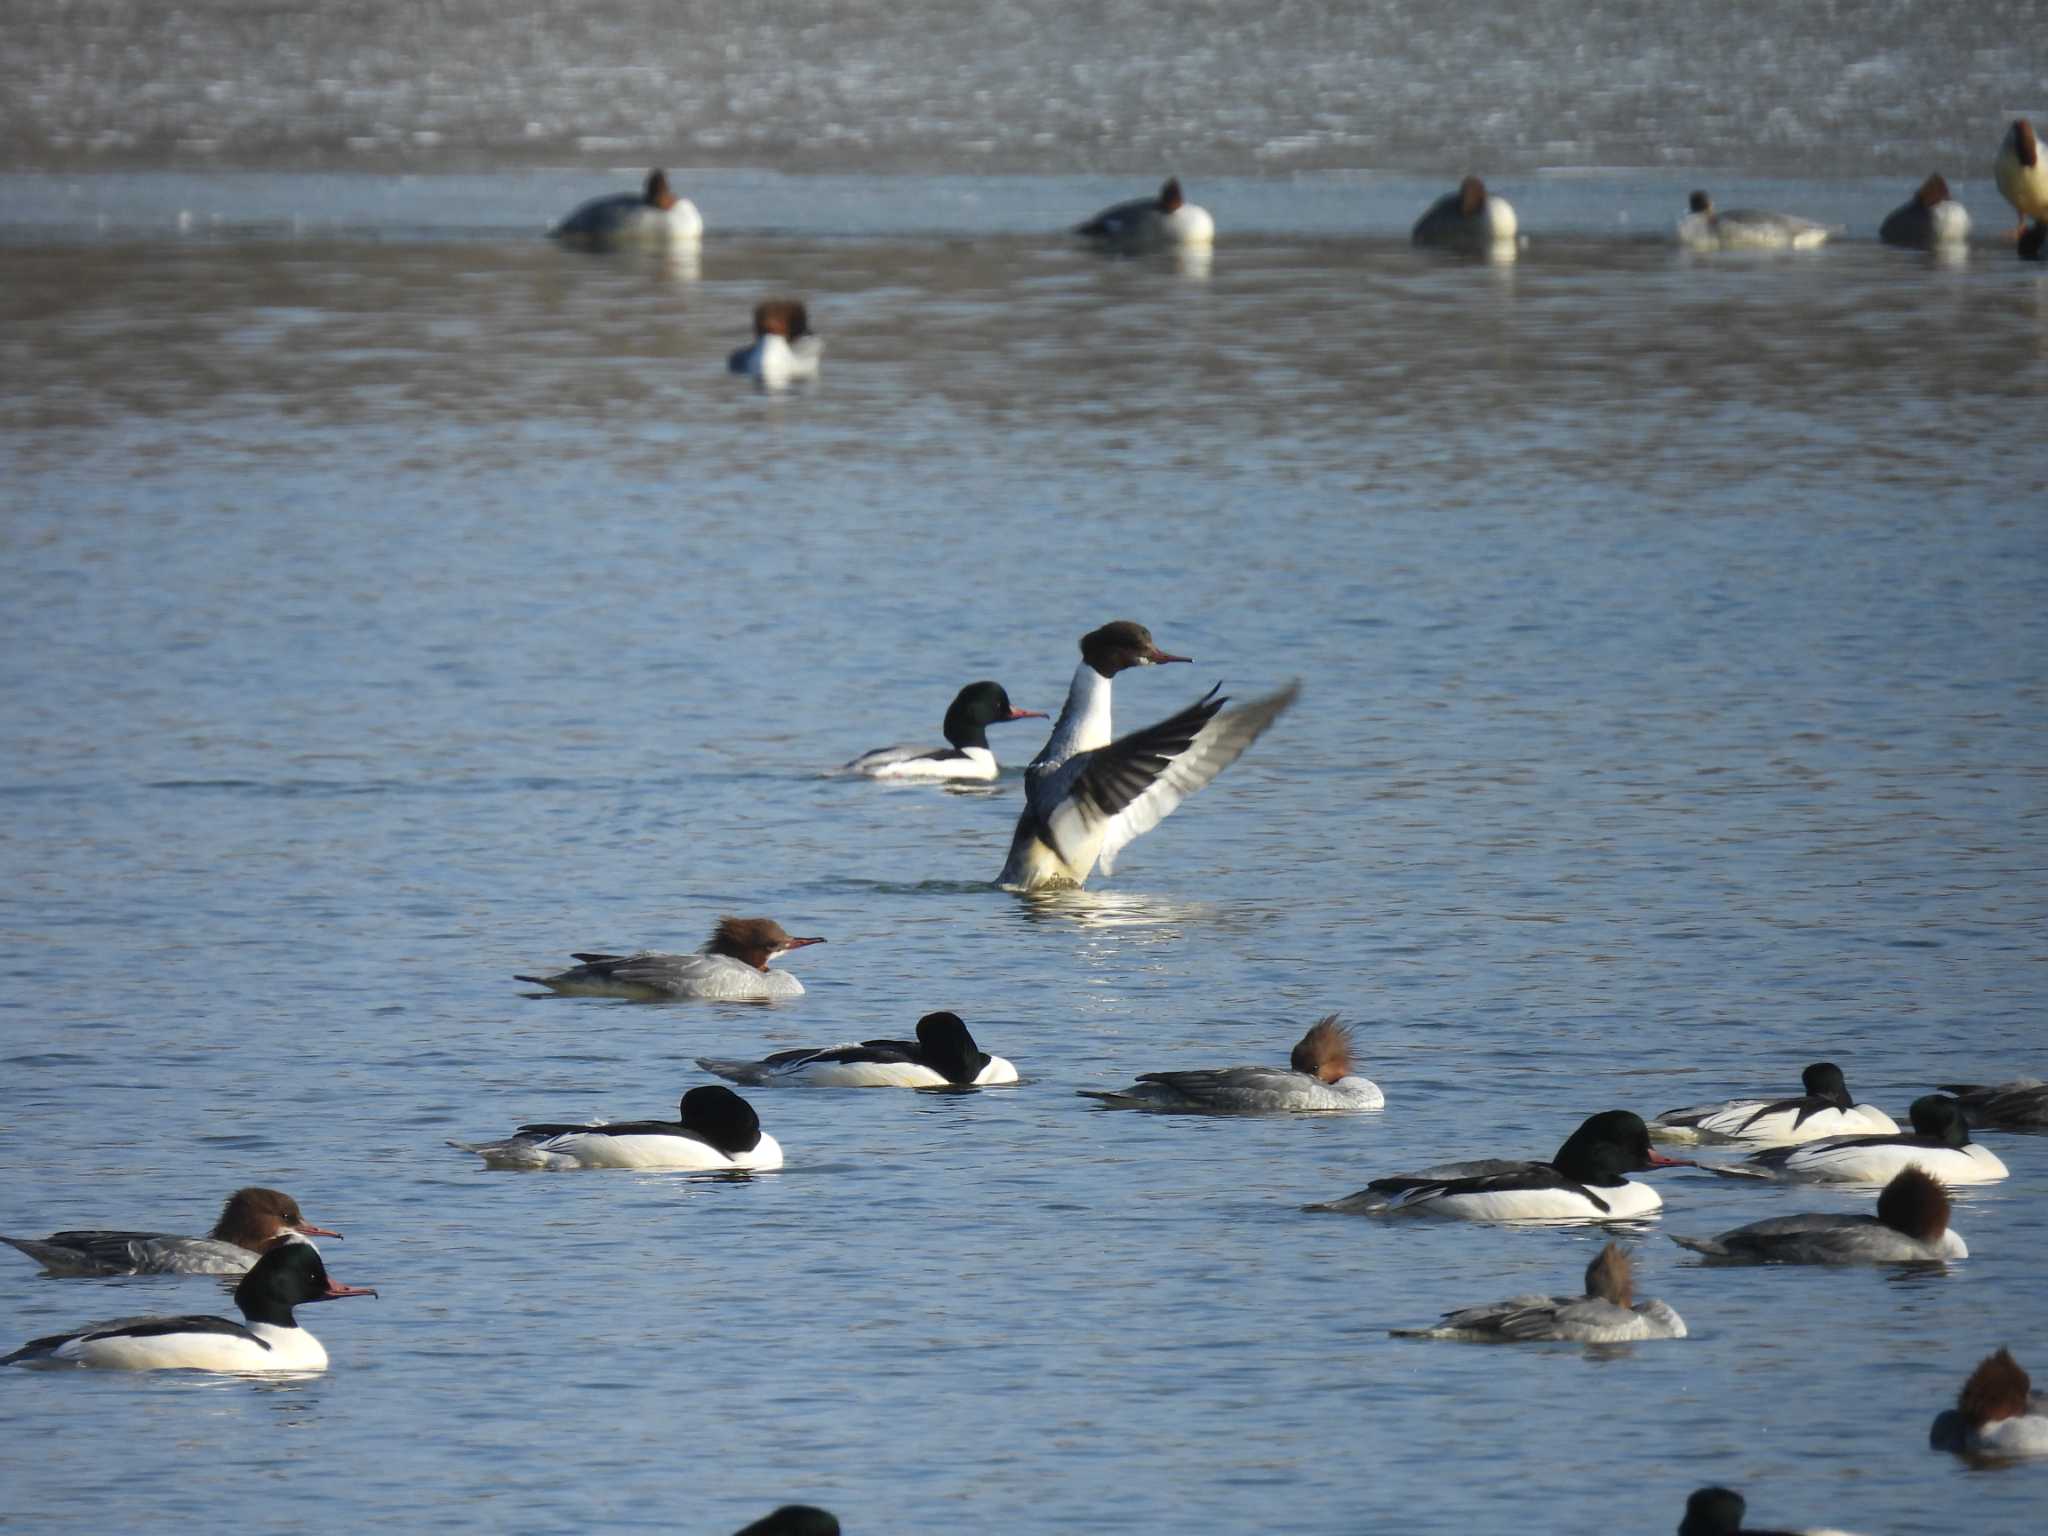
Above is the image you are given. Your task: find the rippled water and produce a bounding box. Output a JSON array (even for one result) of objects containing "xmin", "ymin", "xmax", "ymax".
[{"xmin": 3, "ymin": 5, "xmax": 2047, "ymax": 1535}]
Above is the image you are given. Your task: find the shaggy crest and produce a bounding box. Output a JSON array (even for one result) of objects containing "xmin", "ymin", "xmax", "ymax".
[
  {"xmin": 1157, "ymin": 177, "xmax": 1184, "ymax": 213},
  {"xmin": 643, "ymin": 170, "xmax": 677, "ymax": 210},
  {"xmin": 1583, "ymin": 1242, "xmax": 1633, "ymax": 1308},
  {"xmin": 1458, "ymin": 176, "xmax": 1487, "ymax": 217},
  {"xmin": 211, "ymin": 1187, "xmax": 325, "ymax": 1248},
  {"xmin": 1959, "ymin": 1347, "xmax": 2032, "ymax": 1428},
  {"xmin": 753, "ymin": 300, "xmax": 811, "ymax": 341},
  {"xmin": 1875, "ymin": 1165, "xmax": 1950, "ymax": 1242},
  {"xmin": 1288, "ymin": 1015, "xmax": 1355, "ymax": 1083},
  {"xmin": 705, "ymin": 917, "xmax": 823, "ymax": 971},
  {"xmin": 1917, "ymin": 173, "xmax": 1951, "ymax": 207}
]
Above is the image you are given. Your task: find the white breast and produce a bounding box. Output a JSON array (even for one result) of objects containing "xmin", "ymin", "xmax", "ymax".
[
  {"xmin": 61, "ymin": 1321, "xmax": 327, "ymax": 1373},
  {"xmin": 527, "ymin": 1129, "xmax": 784, "ymax": 1171}
]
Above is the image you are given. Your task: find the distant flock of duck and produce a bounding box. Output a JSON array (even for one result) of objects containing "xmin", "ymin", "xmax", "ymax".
[{"xmin": 8, "ymin": 117, "xmax": 2048, "ymax": 1524}]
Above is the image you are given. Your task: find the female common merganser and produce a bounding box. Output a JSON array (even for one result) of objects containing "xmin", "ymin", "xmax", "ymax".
[
  {"xmin": 997, "ymin": 621, "xmax": 1297, "ymax": 890},
  {"xmin": 1677, "ymin": 191, "xmax": 1836, "ymax": 251},
  {"xmin": 1, "ymin": 1243, "xmax": 374, "ymax": 1373},
  {"xmin": 1306, "ymin": 1110, "xmax": 1688, "ymax": 1223},
  {"xmin": 1929, "ymin": 1348, "xmax": 2048, "ymax": 1459},
  {"xmin": 1936, "ymin": 1076, "xmax": 2048, "ymax": 1131},
  {"xmin": 1390, "ymin": 1241, "xmax": 1685, "ymax": 1342},
  {"xmin": 727, "ymin": 300, "xmax": 823, "ymax": 388},
  {"xmin": 550, "ymin": 169, "xmax": 704, "ymax": 245},
  {"xmin": 1710, "ymin": 1095, "xmax": 2008, "ymax": 1185},
  {"xmin": 1678, "ymin": 1486, "xmax": 1866, "ymax": 1536},
  {"xmin": 734, "ymin": 1510, "xmax": 839, "ymax": 1536},
  {"xmin": 1878, "ymin": 174, "xmax": 1971, "ymax": 249},
  {"xmin": 697, "ymin": 1010, "xmax": 1018, "ymax": 1088},
  {"xmin": 516, "ymin": 917, "xmax": 824, "ymax": 1001},
  {"xmin": 1651, "ymin": 1062, "xmax": 1897, "ymax": 1146},
  {"xmin": 1, "ymin": 1186, "xmax": 338, "ymax": 1277},
  {"xmin": 1671, "ymin": 1165, "xmax": 1966, "ymax": 1265},
  {"xmin": 1076, "ymin": 177, "xmax": 1216, "ymax": 252},
  {"xmin": 1996, "ymin": 120, "xmax": 2048, "ymax": 239},
  {"xmin": 455, "ymin": 1084, "xmax": 782, "ymax": 1171},
  {"xmin": 1411, "ymin": 175, "xmax": 1519, "ymax": 251},
  {"xmin": 838, "ymin": 682, "xmax": 1046, "ymax": 781},
  {"xmin": 1078, "ymin": 1014, "xmax": 1383, "ymax": 1112}
]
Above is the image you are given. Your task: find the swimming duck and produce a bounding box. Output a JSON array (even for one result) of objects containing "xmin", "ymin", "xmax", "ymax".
[
  {"xmin": 1, "ymin": 1186, "xmax": 339, "ymax": 1277},
  {"xmin": 1671, "ymin": 1165, "xmax": 1965, "ymax": 1264},
  {"xmin": 1935, "ymin": 1076, "xmax": 2048, "ymax": 1131},
  {"xmin": 1076, "ymin": 178, "xmax": 1215, "ymax": 252},
  {"xmin": 1651, "ymin": 1062, "xmax": 1897, "ymax": 1146},
  {"xmin": 551, "ymin": 169, "xmax": 703, "ymax": 244},
  {"xmin": 1709, "ymin": 1095, "xmax": 2008, "ymax": 1185},
  {"xmin": 727, "ymin": 300, "xmax": 823, "ymax": 388},
  {"xmin": 1079, "ymin": 1015, "xmax": 1382, "ymax": 1112},
  {"xmin": 839, "ymin": 681, "xmax": 1046, "ymax": 781},
  {"xmin": 1411, "ymin": 175, "xmax": 1519, "ymax": 251},
  {"xmin": 1390, "ymin": 1241, "xmax": 1685, "ymax": 1342},
  {"xmin": 1677, "ymin": 190, "xmax": 1835, "ymax": 251},
  {"xmin": 517, "ymin": 917, "xmax": 825, "ymax": 1001},
  {"xmin": 1878, "ymin": 173, "xmax": 1971, "ymax": 249},
  {"xmin": 455, "ymin": 1084, "xmax": 783, "ymax": 1171},
  {"xmin": 697, "ymin": 1011, "xmax": 1018, "ymax": 1088},
  {"xmin": 1929, "ymin": 1348, "xmax": 2048, "ymax": 1459}
]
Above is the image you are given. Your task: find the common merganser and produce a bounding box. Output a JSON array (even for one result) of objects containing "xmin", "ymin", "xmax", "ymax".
[
  {"xmin": 696, "ymin": 1010, "xmax": 1018, "ymax": 1088},
  {"xmin": 550, "ymin": 169, "xmax": 704, "ymax": 245},
  {"xmin": 1390, "ymin": 1241, "xmax": 1685, "ymax": 1342},
  {"xmin": 1, "ymin": 1244, "xmax": 374, "ymax": 1373},
  {"xmin": 1651, "ymin": 1062, "xmax": 1897, "ymax": 1146},
  {"xmin": 516, "ymin": 917, "xmax": 825, "ymax": 1001},
  {"xmin": 1411, "ymin": 176, "xmax": 1519, "ymax": 251},
  {"xmin": 734, "ymin": 1509, "xmax": 840, "ymax": 1536},
  {"xmin": 1, "ymin": 1186, "xmax": 339, "ymax": 1277},
  {"xmin": 1305, "ymin": 1110, "xmax": 1688, "ymax": 1223},
  {"xmin": 838, "ymin": 682, "xmax": 1046, "ymax": 781},
  {"xmin": 727, "ymin": 300, "xmax": 823, "ymax": 388},
  {"xmin": 1677, "ymin": 191, "xmax": 1836, "ymax": 251},
  {"xmin": 1936, "ymin": 1076, "xmax": 2048, "ymax": 1131},
  {"xmin": 1076, "ymin": 177, "xmax": 1215, "ymax": 252},
  {"xmin": 455, "ymin": 1084, "xmax": 782, "ymax": 1171},
  {"xmin": 1996, "ymin": 120, "xmax": 2048, "ymax": 239},
  {"xmin": 1878, "ymin": 174, "xmax": 1971, "ymax": 249},
  {"xmin": 1671, "ymin": 1165, "xmax": 1966, "ymax": 1265},
  {"xmin": 1078, "ymin": 1014, "xmax": 1383, "ymax": 1112},
  {"xmin": 1929, "ymin": 1348, "xmax": 2048, "ymax": 1459},
  {"xmin": 1678, "ymin": 1486, "xmax": 1867, "ymax": 1536},
  {"xmin": 997, "ymin": 621, "xmax": 1297, "ymax": 891},
  {"xmin": 1709, "ymin": 1095, "xmax": 2008, "ymax": 1185}
]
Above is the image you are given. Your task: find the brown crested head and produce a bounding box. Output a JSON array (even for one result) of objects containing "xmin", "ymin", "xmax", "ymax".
[
  {"xmin": 1583, "ymin": 1242, "xmax": 1634, "ymax": 1307},
  {"xmin": 1688, "ymin": 190, "xmax": 1713, "ymax": 215},
  {"xmin": 753, "ymin": 300, "xmax": 811, "ymax": 341},
  {"xmin": 1078, "ymin": 620, "xmax": 1190, "ymax": 676},
  {"xmin": 1158, "ymin": 177, "xmax": 1184, "ymax": 213},
  {"xmin": 1287, "ymin": 1015, "xmax": 1356, "ymax": 1083},
  {"xmin": 212, "ymin": 1187, "xmax": 331, "ymax": 1250},
  {"xmin": 1458, "ymin": 176, "xmax": 1487, "ymax": 217},
  {"xmin": 2015, "ymin": 119, "xmax": 2039, "ymax": 169},
  {"xmin": 1875, "ymin": 1165, "xmax": 1950, "ymax": 1242},
  {"xmin": 644, "ymin": 170, "xmax": 677, "ymax": 210},
  {"xmin": 1958, "ymin": 1347, "xmax": 2032, "ymax": 1428},
  {"xmin": 1916, "ymin": 173, "xmax": 1951, "ymax": 208},
  {"xmin": 706, "ymin": 916, "xmax": 825, "ymax": 970}
]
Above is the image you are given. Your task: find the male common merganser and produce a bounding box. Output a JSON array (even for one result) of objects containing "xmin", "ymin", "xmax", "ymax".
[
  {"xmin": 1390, "ymin": 1241, "xmax": 1685, "ymax": 1342},
  {"xmin": 455, "ymin": 1084, "xmax": 783, "ymax": 1171},
  {"xmin": 1306, "ymin": 1110, "xmax": 1688, "ymax": 1222},
  {"xmin": 1929, "ymin": 1348, "xmax": 2048, "ymax": 1459},
  {"xmin": 550, "ymin": 169, "xmax": 704, "ymax": 245},
  {"xmin": 696, "ymin": 1010, "xmax": 1018, "ymax": 1088},
  {"xmin": 1411, "ymin": 175, "xmax": 1519, "ymax": 251},
  {"xmin": 1, "ymin": 1243, "xmax": 374, "ymax": 1373},
  {"xmin": 1078, "ymin": 1014, "xmax": 1383, "ymax": 1112},
  {"xmin": 727, "ymin": 300, "xmax": 823, "ymax": 388},
  {"xmin": 1709, "ymin": 1095, "xmax": 2008, "ymax": 1185},
  {"xmin": 516, "ymin": 917, "xmax": 825, "ymax": 1001},
  {"xmin": 1671, "ymin": 1165, "xmax": 1966, "ymax": 1265},
  {"xmin": 1, "ymin": 1186, "xmax": 339, "ymax": 1277},
  {"xmin": 1996, "ymin": 120, "xmax": 2048, "ymax": 239},
  {"xmin": 1651, "ymin": 1062, "xmax": 1897, "ymax": 1146},
  {"xmin": 1076, "ymin": 177, "xmax": 1216, "ymax": 252},
  {"xmin": 996, "ymin": 621, "xmax": 1297, "ymax": 890},
  {"xmin": 1936, "ymin": 1076, "xmax": 2048, "ymax": 1131},
  {"xmin": 1677, "ymin": 191, "xmax": 1836, "ymax": 251},
  {"xmin": 838, "ymin": 682, "xmax": 1046, "ymax": 781},
  {"xmin": 734, "ymin": 1509, "xmax": 840, "ymax": 1536},
  {"xmin": 1678, "ymin": 1486, "xmax": 1866, "ymax": 1536},
  {"xmin": 1878, "ymin": 174, "xmax": 1971, "ymax": 249}
]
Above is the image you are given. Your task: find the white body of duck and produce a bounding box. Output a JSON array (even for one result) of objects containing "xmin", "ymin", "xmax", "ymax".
[
  {"xmin": 1, "ymin": 1186, "xmax": 338, "ymax": 1277},
  {"xmin": 551, "ymin": 169, "xmax": 703, "ymax": 244},
  {"xmin": 517, "ymin": 917, "xmax": 824, "ymax": 1001},
  {"xmin": 1678, "ymin": 190, "xmax": 1836, "ymax": 250},
  {"xmin": 1712, "ymin": 1095, "xmax": 2008, "ymax": 1186},
  {"xmin": 1308, "ymin": 1111, "xmax": 1688, "ymax": 1223},
  {"xmin": 1411, "ymin": 176, "xmax": 1518, "ymax": 251},
  {"xmin": 998, "ymin": 621, "xmax": 1297, "ymax": 890},
  {"xmin": 458, "ymin": 1085, "xmax": 783, "ymax": 1171},
  {"xmin": 1, "ymin": 1244, "xmax": 374, "ymax": 1373},
  {"xmin": 1652, "ymin": 1061, "xmax": 1897, "ymax": 1146},
  {"xmin": 728, "ymin": 299, "xmax": 822, "ymax": 388},
  {"xmin": 1672, "ymin": 1165, "xmax": 1966, "ymax": 1264},
  {"xmin": 1930, "ymin": 1348, "xmax": 2048, "ymax": 1459},
  {"xmin": 699, "ymin": 1010, "xmax": 1017, "ymax": 1088},
  {"xmin": 1076, "ymin": 177, "xmax": 1215, "ymax": 251},
  {"xmin": 1996, "ymin": 120, "xmax": 2048, "ymax": 232},
  {"xmin": 1392, "ymin": 1242, "xmax": 1685, "ymax": 1342},
  {"xmin": 840, "ymin": 681, "xmax": 1045, "ymax": 782},
  {"xmin": 1879, "ymin": 174, "xmax": 1971, "ymax": 249},
  {"xmin": 1080, "ymin": 1015, "xmax": 1382, "ymax": 1112}
]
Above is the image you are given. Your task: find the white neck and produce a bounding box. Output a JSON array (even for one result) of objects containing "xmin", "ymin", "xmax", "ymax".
[{"xmin": 1033, "ymin": 663, "xmax": 1114, "ymax": 768}]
